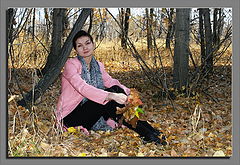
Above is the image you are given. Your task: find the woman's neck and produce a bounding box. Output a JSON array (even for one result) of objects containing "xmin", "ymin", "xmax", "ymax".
[{"xmin": 83, "ymin": 55, "xmax": 92, "ymax": 69}]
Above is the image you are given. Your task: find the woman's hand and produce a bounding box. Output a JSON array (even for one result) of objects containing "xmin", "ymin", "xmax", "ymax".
[{"xmin": 106, "ymin": 92, "xmax": 128, "ymax": 105}]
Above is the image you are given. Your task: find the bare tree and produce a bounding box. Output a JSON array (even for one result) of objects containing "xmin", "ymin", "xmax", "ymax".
[
  {"xmin": 188, "ymin": 8, "xmax": 232, "ymax": 99},
  {"xmin": 32, "ymin": 8, "xmax": 36, "ymax": 41},
  {"xmin": 119, "ymin": 8, "xmax": 131, "ymax": 49},
  {"xmin": 200, "ymin": 8, "xmax": 213, "ymax": 75},
  {"xmin": 199, "ymin": 8, "xmax": 206, "ymax": 65},
  {"xmin": 213, "ymin": 8, "xmax": 224, "ymax": 52},
  {"xmin": 173, "ymin": 8, "xmax": 191, "ymax": 89},
  {"xmin": 165, "ymin": 8, "xmax": 175, "ymax": 49},
  {"xmin": 145, "ymin": 8, "xmax": 153, "ymax": 52},
  {"xmin": 123, "ymin": 8, "xmax": 131, "ymax": 48},
  {"xmin": 7, "ymin": 8, "xmax": 16, "ymax": 44}
]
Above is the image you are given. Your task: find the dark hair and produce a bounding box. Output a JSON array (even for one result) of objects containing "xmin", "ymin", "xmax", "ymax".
[{"xmin": 72, "ymin": 30, "xmax": 94, "ymax": 50}]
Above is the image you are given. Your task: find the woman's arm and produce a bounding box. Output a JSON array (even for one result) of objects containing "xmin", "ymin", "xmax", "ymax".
[
  {"xmin": 62, "ymin": 59, "xmax": 111, "ymax": 105},
  {"xmin": 99, "ymin": 62, "xmax": 131, "ymax": 95}
]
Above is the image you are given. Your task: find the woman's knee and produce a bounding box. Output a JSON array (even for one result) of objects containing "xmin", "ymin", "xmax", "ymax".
[{"xmin": 105, "ymin": 85, "xmax": 125, "ymax": 94}]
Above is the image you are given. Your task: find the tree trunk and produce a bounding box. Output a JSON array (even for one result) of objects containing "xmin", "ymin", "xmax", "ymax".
[
  {"xmin": 63, "ymin": 9, "xmax": 70, "ymax": 40},
  {"xmin": 88, "ymin": 9, "xmax": 93, "ymax": 34},
  {"xmin": 165, "ymin": 8, "xmax": 174, "ymax": 49},
  {"xmin": 203, "ymin": 8, "xmax": 213, "ymax": 74},
  {"xmin": 7, "ymin": 8, "xmax": 15, "ymax": 44},
  {"xmin": 44, "ymin": 8, "xmax": 51, "ymax": 45},
  {"xmin": 199, "ymin": 9, "xmax": 206, "ymax": 66},
  {"xmin": 173, "ymin": 8, "xmax": 190, "ymax": 90},
  {"xmin": 32, "ymin": 8, "xmax": 36, "ymax": 41},
  {"xmin": 213, "ymin": 8, "xmax": 218, "ymax": 46},
  {"xmin": 41, "ymin": 8, "xmax": 67, "ymax": 76},
  {"xmin": 213, "ymin": 8, "xmax": 224, "ymax": 52},
  {"xmin": 120, "ymin": 8, "xmax": 130, "ymax": 49},
  {"xmin": 145, "ymin": 8, "xmax": 153, "ymax": 52},
  {"xmin": 99, "ymin": 9, "xmax": 107, "ymax": 41},
  {"xmin": 217, "ymin": 9, "xmax": 224, "ymax": 44},
  {"xmin": 149, "ymin": 8, "xmax": 154, "ymax": 50},
  {"xmin": 123, "ymin": 8, "xmax": 130, "ymax": 48},
  {"xmin": 17, "ymin": 8, "xmax": 92, "ymax": 109}
]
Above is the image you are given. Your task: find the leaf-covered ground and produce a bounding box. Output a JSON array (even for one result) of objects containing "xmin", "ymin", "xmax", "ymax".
[{"xmin": 8, "ymin": 61, "xmax": 232, "ymax": 157}]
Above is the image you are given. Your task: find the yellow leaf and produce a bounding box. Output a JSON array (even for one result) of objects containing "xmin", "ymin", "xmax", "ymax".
[
  {"xmin": 105, "ymin": 130, "xmax": 111, "ymax": 135},
  {"xmin": 78, "ymin": 153, "xmax": 87, "ymax": 157},
  {"xmin": 67, "ymin": 127, "xmax": 76, "ymax": 133},
  {"xmin": 135, "ymin": 111, "xmax": 140, "ymax": 118},
  {"xmin": 137, "ymin": 152, "xmax": 145, "ymax": 157}
]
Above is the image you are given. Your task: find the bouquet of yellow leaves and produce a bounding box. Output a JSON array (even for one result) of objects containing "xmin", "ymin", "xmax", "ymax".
[{"xmin": 116, "ymin": 88, "xmax": 148, "ymax": 128}]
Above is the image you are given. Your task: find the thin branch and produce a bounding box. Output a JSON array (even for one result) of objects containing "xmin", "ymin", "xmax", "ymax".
[{"xmin": 106, "ymin": 8, "xmax": 177, "ymax": 110}]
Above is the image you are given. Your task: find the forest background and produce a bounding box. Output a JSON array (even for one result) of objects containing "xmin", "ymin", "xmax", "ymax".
[{"xmin": 7, "ymin": 8, "xmax": 232, "ymax": 157}]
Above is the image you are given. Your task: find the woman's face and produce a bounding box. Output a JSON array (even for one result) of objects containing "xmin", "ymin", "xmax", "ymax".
[{"xmin": 75, "ymin": 36, "xmax": 94, "ymax": 58}]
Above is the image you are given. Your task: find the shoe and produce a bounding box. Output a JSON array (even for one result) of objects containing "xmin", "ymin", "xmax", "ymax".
[
  {"xmin": 151, "ymin": 130, "xmax": 167, "ymax": 142},
  {"xmin": 153, "ymin": 129, "xmax": 163, "ymax": 136},
  {"xmin": 142, "ymin": 133, "xmax": 167, "ymax": 146},
  {"xmin": 138, "ymin": 121, "xmax": 166, "ymax": 140},
  {"xmin": 122, "ymin": 120, "xmax": 168, "ymax": 145}
]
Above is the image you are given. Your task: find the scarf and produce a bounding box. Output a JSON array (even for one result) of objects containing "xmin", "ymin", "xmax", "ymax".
[
  {"xmin": 77, "ymin": 55, "xmax": 105, "ymax": 105},
  {"xmin": 77, "ymin": 55, "xmax": 113, "ymax": 131}
]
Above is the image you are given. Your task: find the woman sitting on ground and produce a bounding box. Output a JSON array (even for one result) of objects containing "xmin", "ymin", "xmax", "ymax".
[{"xmin": 55, "ymin": 30, "xmax": 166, "ymax": 145}]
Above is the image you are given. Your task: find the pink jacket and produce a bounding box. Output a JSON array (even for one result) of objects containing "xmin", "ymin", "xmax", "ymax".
[{"xmin": 55, "ymin": 57, "xmax": 130, "ymax": 122}]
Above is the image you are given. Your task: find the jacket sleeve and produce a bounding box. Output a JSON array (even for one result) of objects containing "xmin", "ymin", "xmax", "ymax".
[
  {"xmin": 99, "ymin": 62, "xmax": 130, "ymax": 95},
  {"xmin": 62, "ymin": 59, "xmax": 110, "ymax": 105}
]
